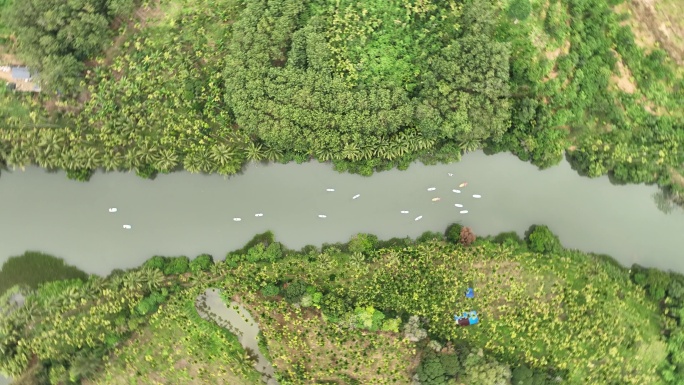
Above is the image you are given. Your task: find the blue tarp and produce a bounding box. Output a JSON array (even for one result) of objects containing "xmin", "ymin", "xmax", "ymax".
[{"xmin": 466, "ymin": 288, "xmax": 474, "ymax": 298}]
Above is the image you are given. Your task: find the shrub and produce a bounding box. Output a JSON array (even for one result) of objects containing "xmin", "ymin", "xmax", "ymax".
[
  {"xmin": 404, "ymin": 315, "xmax": 428, "ymax": 341},
  {"xmin": 507, "ymin": 0, "xmax": 531, "ymax": 20},
  {"xmin": 381, "ymin": 317, "xmax": 401, "ymax": 333},
  {"xmin": 136, "ymin": 291, "xmax": 167, "ymax": 316},
  {"xmin": 354, "ymin": 306, "xmax": 385, "ymax": 331},
  {"xmin": 416, "ymin": 351, "xmax": 447, "ymax": 385},
  {"xmin": 525, "ymin": 225, "xmax": 561, "ymax": 254},
  {"xmin": 264, "ymin": 242, "xmax": 283, "ymax": 262},
  {"xmin": 440, "ymin": 354, "xmax": 461, "ymax": 377},
  {"xmin": 321, "ymin": 293, "xmax": 349, "ymax": 321},
  {"xmin": 461, "ymin": 348, "xmax": 512, "ymax": 385},
  {"xmin": 66, "ymin": 168, "xmax": 93, "ymax": 182},
  {"xmin": 418, "ymin": 231, "xmax": 445, "ymax": 243},
  {"xmin": 511, "ymin": 364, "xmax": 552, "ymax": 385},
  {"xmin": 445, "ymin": 223, "xmax": 463, "ymax": 243},
  {"xmin": 376, "ymin": 237, "xmax": 413, "ymax": 249},
  {"xmin": 261, "ymin": 284, "xmax": 280, "ymax": 297},
  {"xmin": 492, "ymin": 231, "xmax": 524, "ymax": 246},
  {"xmin": 283, "ymin": 280, "xmax": 308, "ymax": 303},
  {"xmin": 300, "ymin": 294, "xmax": 313, "ymax": 307},
  {"xmin": 143, "ymin": 255, "xmax": 168, "ymax": 270},
  {"xmin": 189, "ymin": 254, "xmax": 214, "ymax": 273},
  {"xmin": 648, "ymin": 271, "xmax": 672, "ymax": 301},
  {"xmin": 460, "ymin": 227, "xmax": 477, "ymax": 246},
  {"xmin": 348, "ymin": 233, "xmax": 378, "ymax": 254},
  {"xmin": 163, "ymin": 256, "xmax": 190, "ymax": 275},
  {"xmin": 428, "ymin": 340, "xmax": 443, "ymax": 352},
  {"xmin": 246, "ymin": 244, "xmax": 267, "ymax": 263}
]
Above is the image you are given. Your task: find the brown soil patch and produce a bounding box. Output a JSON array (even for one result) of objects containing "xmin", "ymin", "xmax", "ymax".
[
  {"xmin": 616, "ymin": 0, "xmax": 684, "ymax": 64},
  {"xmin": 543, "ymin": 40, "xmax": 571, "ymax": 83},
  {"xmin": 611, "ymin": 56, "xmax": 637, "ymax": 94},
  {"xmin": 545, "ymin": 40, "xmax": 571, "ymax": 61},
  {"xmin": 669, "ymin": 168, "xmax": 684, "ymax": 189}
]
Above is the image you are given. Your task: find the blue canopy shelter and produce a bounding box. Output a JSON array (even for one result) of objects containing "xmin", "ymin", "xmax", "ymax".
[{"xmin": 454, "ymin": 311, "xmax": 479, "ymax": 326}]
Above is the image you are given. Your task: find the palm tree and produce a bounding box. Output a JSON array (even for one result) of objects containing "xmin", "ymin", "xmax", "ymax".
[
  {"xmin": 183, "ymin": 151, "xmax": 203, "ymax": 173},
  {"xmin": 360, "ymin": 144, "xmax": 374, "ymax": 160},
  {"xmin": 389, "ymin": 137, "xmax": 407, "ymax": 158},
  {"xmin": 263, "ymin": 146, "xmax": 282, "ymax": 162},
  {"xmin": 123, "ymin": 148, "xmax": 143, "ymax": 170},
  {"xmin": 342, "ymin": 143, "xmax": 361, "ymax": 161},
  {"xmin": 138, "ymin": 140, "xmax": 158, "ymax": 165},
  {"xmin": 77, "ymin": 147, "xmax": 102, "ymax": 170},
  {"xmin": 38, "ymin": 129, "xmax": 66, "ymax": 159},
  {"xmin": 397, "ymin": 131, "xmax": 415, "ymax": 154},
  {"xmin": 196, "ymin": 147, "xmax": 215, "ymax": 173},
  {"xmin": 315, "ymin": 146, "xmax": 335, "ymax": 162},
  {"xmin": 374, "ymin": 137, "xmax": 390, "ymax": 159},
  {"xmin": 34, "ymin": 150, "xmax": 59, "ymax": 169},
  {"xmin": 101, "ymin": 151, "xmax": 124, "ymax": 171},
  {"xmin": 6, "ymin": 145, "xmax": 31, "ymax": 170},
  {"xmin": 23, "ymin": 130, "xmax": 41, "ymax": 160},
  {"xmin": 84, "ymin": 276, "xmax": 107, "ymax": 295},
  {"xmin": 350, "ymin": 252, "xmax": 365, "ymax": 266},
  {"xmin": 458, "ymin": 137, "xmax": 481, "ymax": 153},
  {"xmin": 210, "ymin": 143, "xmax": 236, "ymax": 166},
  {"xmin": 59, "ymin": 148, "xmax": 79, "ymax": 170},
  {"xmin": 153, "ymin": 148, "xmax": 179, "ymax": 173},
  {"xmin": 56, "ymin": 286, "xmax": 83, "ymax": 309},
  {"xmin": 122, "ymin": 270, "xmax": 145, "ymax": 291},
  {"xmin": 141, "ymin": 267, "xmax": 165, "ymax": 293},
  {"xmin": 244, "ymin": 142, "xmax": 265, "ymax": 162},
  {"xmin": 108, "ymin": 274, "xmax": 126, "ymax": 290}
]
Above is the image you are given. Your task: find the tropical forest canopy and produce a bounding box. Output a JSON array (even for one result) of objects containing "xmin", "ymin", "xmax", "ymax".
[
  {"xmin": 0, "ymin": 224, "xmax": 684, "ymax": 385},
  {"xmin": 3, "ymin": 225, "xmax": 684, "ymax": 384},
  {"xmin": 0, "ymin": 0, "xmax": 682, "ymax": 202}
]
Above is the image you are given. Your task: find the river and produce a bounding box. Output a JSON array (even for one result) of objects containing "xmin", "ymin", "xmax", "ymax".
[{"xmin": 1, "ymin": 151, "xmax": 683, "ymax": 277}]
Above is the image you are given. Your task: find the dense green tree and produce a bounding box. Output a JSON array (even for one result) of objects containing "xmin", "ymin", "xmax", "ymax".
[
  {"xmin": 445, "ymin": 223, "xmax": 464, "ymax": 244},
  {"xmin": 525, "ymin": 225, "xmax": 562, "ymax": 254},
  {"xmin": 461, "ymin": 349, "xmax": 512, "ymax": 385},
  {"xmin": 507, "ymin": 0, "xmax": 532, "ymax": 20},
  {"xmin": 348, "ymin": 233, "xmax": 378, "ymax": 254},
  {"xmin": 162, "ymin": 256, "xmax": 190, "ymax": 275},
  {"xmin": 3, "ymin": 0, "xmax": 134, "ymax": 92},
  {"xmin": 416, "ymin": 352, "xmax": 447, "ymax": 385},
  {"xmin": 189, "ymin": 254, "xmax": 214, "ymax": 273},
  {"xmin": 283, "ymin": 280, "xmax": 307, "ymax": 303}
]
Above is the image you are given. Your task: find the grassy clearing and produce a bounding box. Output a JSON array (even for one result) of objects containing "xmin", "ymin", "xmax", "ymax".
[
  {"xmin": 91, "ymin": 290, "xmax": 262, "ymax": 385},
  {"xmin": 236, "ymin": 293, "xmax": 419, "ymax": 384}
]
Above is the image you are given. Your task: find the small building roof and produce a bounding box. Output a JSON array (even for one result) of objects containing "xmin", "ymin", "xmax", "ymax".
[{"xmin": 11, "ymin": 67, "xmax": 31, "ymax": 80}]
